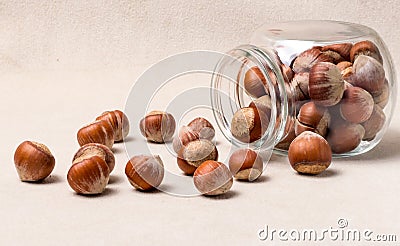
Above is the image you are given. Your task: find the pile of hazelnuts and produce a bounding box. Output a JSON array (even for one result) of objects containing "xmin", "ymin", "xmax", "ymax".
[
  {"xmin": 13, "ymin": 109, "xmax": 263, "ymax": 196},
  {"xmin": 238, "ymin": 40, "xmax": 388, "ymax": 175}
]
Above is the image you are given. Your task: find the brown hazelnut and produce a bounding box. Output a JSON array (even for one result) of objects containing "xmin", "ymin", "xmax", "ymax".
[
  {"xmin": 177, "ymin": 139, "xmax": 218, "ymax": 175},
  {"xmin": 291, "ymin": 72, "xmax": 310, "ymax": 102},
  {"xmin": 67, "ymin": 156, "xmax": 110, "ymax": 195},
  {"xmin": 340, "ymin": 86, "xmax": 374, "ymax": 123},
  {"xmin": 139, "ymin": 111, "xmax": 176, "ymax": 143},
  {"xmin": 337, "ymin": 61, "xmax": 353, "ymax": 72},
  {"xmin": 73, "ymin": 143, "xmax": 115, "ymax": 173},
  {"xmin": 248, "ymin": 95, "xmax": 272, "ymax": 117},
  {"xmin": 362, "ymin": 105, "xmax": 386, "ymax": 141},
  {"xmin": 193, "ymin": 160, "xmax": 233, "ymax": 196},
  {"xmin": 321, "ymin": 43, "xmax": 353, "ymax": 61},
  {"xmin": 288, "ymin": 131, "xmax": 332, "ymax": 175},
  {"xmin": 96, "ymin": 110, "xmax": 129, "ymax": 142},
  {"xmin": 327, "ymin": 122, "xmax": 365, "ymax": 154},
  {"xmin": 125, "ymin": 155, "xmax": 164, "ymax": 191},
  {"xmin": 309, "ymin": 62, "xmax": 345, "ymax": 106},
  {"xmin": 291, "ymin": 47, "xmax": 333, "ymax": 73},
  {"xmin": 14, "ymin": 141, "xmax": 55, "ymax": 182},
  {"xmin": 228, "ymin": 149, "xmax": 263, "ymax": 181},
  {"xmin": 230, "ymin": 107, "xmax": 269, "ymax": 143},
  {"xmin": 275, "ymin": 116, "xmax": 296, "ymax": 150},
  {"xmin": 345, "ymin": 55, "xmax": 385, "ymax": 96},
  {"xmin": 295, "ymin": 102, "xmax": 330, "ymax": 137},
  {"xmin": 187, "ymin": 117, "xmax": 215, "ymax": 141},
  {"xmin": 373, "ymin": 79, "xmax": 389, "ymax": 108},
  {"xmin": 350, "ymin": 40, "xmax": 383, "ymax": 64},
  {"xmin": 172, "ymin": 126, "xmax": 199, "ymax": 153},
  {"xmin": 243, "ymin": 66, "xmax": 267, "ymax": 98},
  {"xmin": 77, "ymin": 120, "xmax": 114, "ymax": 149}
]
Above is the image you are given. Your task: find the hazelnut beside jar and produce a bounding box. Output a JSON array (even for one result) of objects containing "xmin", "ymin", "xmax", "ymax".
[{"xmin": 211, "ymin": 20, "xmax": 396, "ymax": 163}]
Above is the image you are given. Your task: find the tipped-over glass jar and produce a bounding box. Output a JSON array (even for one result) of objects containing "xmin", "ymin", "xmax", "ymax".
[{"xmin": 211, "ymin": 20, "xmax": 397, "ymax": 157}]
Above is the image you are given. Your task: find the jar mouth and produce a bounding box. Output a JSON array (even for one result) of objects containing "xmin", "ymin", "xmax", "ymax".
[{"xmin": 211, "ymin": 45, "xmax": 291, "ymax": 150}]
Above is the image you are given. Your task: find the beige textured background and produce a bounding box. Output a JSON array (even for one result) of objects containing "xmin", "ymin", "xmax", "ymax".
[
  {"xmin": 1, "ymin": 1, "xmax": 400, "ymax": 246},
  {"xmin": 0, "ymin": 0, "xmax": 399, "ymax": 72}
]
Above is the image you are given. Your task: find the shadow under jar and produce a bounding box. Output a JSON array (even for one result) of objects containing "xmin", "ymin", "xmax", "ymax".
[{"xmin": 211, "ymin": 20, "xmax": 397, "ymax": 158}]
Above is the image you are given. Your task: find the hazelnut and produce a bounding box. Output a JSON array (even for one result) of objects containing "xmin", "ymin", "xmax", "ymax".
[
  {"xmin": 295, "ymin": 102, "xmax": 330, "ymax": 137},
  {"xmin": 230, "ymin": 107, "xmax": 269, "ymax": 143},
  {"xmin": 67, "ymin": 156, "xmax": 110, "ymax": 195},
  {"xmin": 291, "ymin": 47, "xmax": 333, "ymax": 73},
  {"xmin": 193, "ymin": 160, "xmax": 233, "ymax": 196},
  {"xmin": 327, "ymin": 122, "xmax": 365, "ymax": 154},
  {"xmin": 275, "ymin": 116, "xmax": 296, "ymax": 150},
  {"xmin": 337, "ymin": 61, "xmax": 352, "ymax": 72},
  {"xmin": 345, "ymin": 55, "xmax": 385, "ymax": 96},
  {"xmin": 350, "ymin": 40, "xmax": 383, "ymax": 64},
  {"xmin": 177, "ymin": 139, "xmax": 218, "ymax": 175},
  {"xmin": 73, "ymin": 143, "xmax": 115, "ymax": 173},
  {"xmin": 248, "ymin": 95, "xmax": 272, "ymax": 117},
  {"xmin": 187, "ymin": 117, "xmax": 215, "ymax": 140},
  {"xmin": 321, "ymin": 43, "xmax": 353, "ymax": 62},
  {"xmin": 14, "ymin": 141, "xmax": 55, "ymax": 182},
  {"xmin": 125, "ymin": 155, "xmax": 164, "ymax": 191},
  {"xmin": 77, "ymin": 120, "xmax": 114, "ymax": 149},
  {"xmin": 288, "ymin": 131, "xmax": 332, "ymax": 175},
  {"xmin": 243, "ymin": 66, "xmax": 267, "ymax": 98},
  {"xmin": 308, "ymin": 62, "xmax": 345, "ymax": 106},
  {"xmin": 139, "ymin": 111, "xmax": 176, "ymax": 143},
  {"xmin": 362, "ymin": 105, "xmax": 386, "ymax": 141},
  {"xmin": 291, "ymin": 72, "xmax": 310, "ymax": 102},
  {"xmin": 340, "ymin": 86, "xmax": 374, "ymax": 123},
  {"xmin": 373, "ymin": 79, "xmax": 389, "ymax": 108},
  {"xmin": 228, "ymin": 149, "xmax": 263, "ymax": 181},
  {"xmin": 281, "ymin": 64, "xmax": 294, "ymax": 82},
  {"xmin": 96, "ymin": 110, "xmax": 129, "ymax": 142},
  {"xmin": 172, "ymin": 126, "xmax": 199, "ymax": 153}
]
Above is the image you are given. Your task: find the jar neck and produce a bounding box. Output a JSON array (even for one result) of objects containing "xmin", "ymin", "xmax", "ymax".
[{"xmin": 211, "ymin": 44, "xmax": 296, "ymax": 150}]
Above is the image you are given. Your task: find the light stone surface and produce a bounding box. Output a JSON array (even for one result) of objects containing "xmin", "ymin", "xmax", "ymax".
[{"xmin": 0, "ymin": 1, "xmax": 400, "ymax": 245}]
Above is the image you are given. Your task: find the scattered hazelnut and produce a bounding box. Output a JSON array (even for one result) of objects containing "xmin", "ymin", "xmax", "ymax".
[
  {"xmin": 291, "ymin": 47, "xmax": 333, "ymax": 73},
  {"xmin": 193, "ymin": 160, "xmax": 233, "ymax": 196},
  {"xmin": 340, "ymin": 86, "xmax": 374, "ymax": 123},
  {"xmin": 228, "ymin": 149, "xmax": 263, "ymax": 181},
  {"xmin": 77, "ymin": 120, "xmax": 114, "ymax": 149},
  {"xmin": 73, "ymin": 143, "xmax": 115, "ymax": 173},
  {"xmin": 288, "ymin": 131, "xmax": 332, "ymax": 175},
  {"xmin": 230, "ymin": 107, "xmax": 269, "ymax": 143},
  {"xmin": 362, "ymin": 105, "xmax": 386, "ymax": 141},
  {"xmin": 172, "ymin": 126, "xmax": 199, "ymax": 153},
  {"xmin": 295, "ymin": 102, "xmax": 330, "ymax": 137},
  {"xmin": 243, "ymin": 66, "xmax": 267, "ymax": 98},
  {"xmin": 67, "ymin": 156, "xmax": 110, "ymax": 195},
  {"xmin": 350, "ymin": 40, "xmax": 383, "ymax": 64},
  {"xmin": 177, "ymin": 139, "xmax": 218, "ymax": 175},
  {"xmin": 345, "ymin": 55, "xmax": 385, "ymax": 96},
  {"xmin": 139, "ymin": 111, "xmax": 176, "ymax": 143},
  {"xmin": 96, "ymin": 110, "xmax": 129, "ymax": 142},
  {"xmin": 14, "ymin": 141, "xmax": 55, "ymax": 182},
  {"xmin": 321, "ymin": 43, "xmax": 353, "ymax": 62},
  {"xmin": 125, "ymin": 155, "xmax": 164, "ymax": 191},
  {"xmin": 308, "ymin": 62, "xmax": 345, "ymax": 106},
  {"xmin": 187, "ymin": 117, "xmax": 215, "ymax": 140},
  {"xmin": 327, "ymin": 122, "xmax": 365, "ymax": 154}
]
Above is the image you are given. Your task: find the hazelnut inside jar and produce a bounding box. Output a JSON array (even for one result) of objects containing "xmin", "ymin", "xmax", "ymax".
[{"xmin": 211, "ymin": 20, "xmax": 396, "ymax": 160}]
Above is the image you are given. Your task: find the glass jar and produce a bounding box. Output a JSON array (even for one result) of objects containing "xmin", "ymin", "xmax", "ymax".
[{"xmin": 211, "ymin": 20, "xmax": 397, "ymax": 158}]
